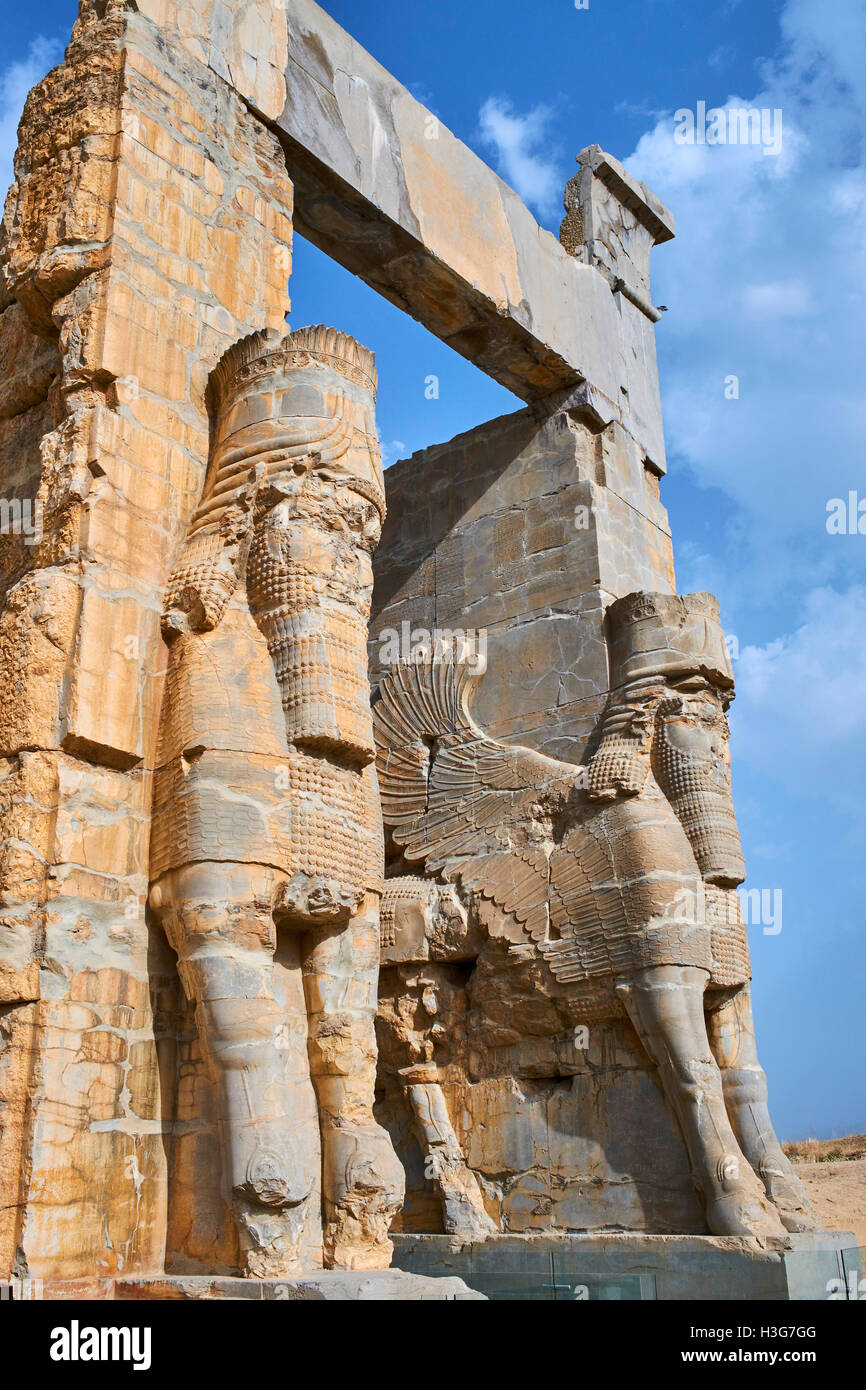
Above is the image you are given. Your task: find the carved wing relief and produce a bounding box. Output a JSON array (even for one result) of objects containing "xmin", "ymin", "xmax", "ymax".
[
  {"xmin": 374, "ymin": 659, "xmax": 582, "ymax": 947},
  {"xmin": 373, "ymin": 658, "xmax": 703, "ymax": 988}
]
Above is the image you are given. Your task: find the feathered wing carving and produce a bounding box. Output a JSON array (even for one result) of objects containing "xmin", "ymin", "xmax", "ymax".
[
  {"xmin": 544, "ymin": 822, "xmax": 637, "ymax": 982},
  {"xmin": 374, "ymin": 660, "xmax": 623, "ymax": 955}
]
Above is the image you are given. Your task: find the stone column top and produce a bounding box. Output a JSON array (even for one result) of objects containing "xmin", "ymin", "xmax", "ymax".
[{"xmin": 576, "ymin": 145, "xmax": 676, "ymax": 245}]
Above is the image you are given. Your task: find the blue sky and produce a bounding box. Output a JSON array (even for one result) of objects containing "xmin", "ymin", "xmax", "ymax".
[{"xmin": 2, "ymin": 0, "xmax": 863, "ymax": 1140}]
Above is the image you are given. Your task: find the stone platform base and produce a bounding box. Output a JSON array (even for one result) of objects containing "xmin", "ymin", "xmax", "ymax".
[
  {"xmin": 391, "ymin": 1232, "xmax": 862, "ymax": 1301},
  {"xmin": 118, "ymin": 1272, "xmax": 485, "ymax": 1300},
  {"xmin": 25, "ymin": 1272, "xmax": 485, "ymax": 1301}
]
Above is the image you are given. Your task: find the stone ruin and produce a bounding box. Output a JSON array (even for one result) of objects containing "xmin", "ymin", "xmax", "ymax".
[{"xmin": 0, "ymin": 0, "xmax": 837, "ymax": 1298}]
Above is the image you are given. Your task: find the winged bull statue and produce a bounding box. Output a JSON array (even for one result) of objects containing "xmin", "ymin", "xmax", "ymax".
[{"xmin": 372, "ymin": 591, "xmax": 815, "ymax": 1240}]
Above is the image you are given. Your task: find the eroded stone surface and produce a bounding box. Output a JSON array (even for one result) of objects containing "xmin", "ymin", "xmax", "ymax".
[
  {"xmin": 150, "ymin": 325, "xmax": 403, "ymax": 1276},
  {"xmin": 371, "ymin": 596, "xmax": 816, "ymax": 1243},
  {"xmin": 0, "ymin": 0, "xmax": 827, "ymax": 1295},
  {"xmin": 0, "ymin": 0, "xmax": 296, "ymax": 1281},
  {"xmin": 68, "ymin": 1, "xmax": 673, "ymax": 464}
]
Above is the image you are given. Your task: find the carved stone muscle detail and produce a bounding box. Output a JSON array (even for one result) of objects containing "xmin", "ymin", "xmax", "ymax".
[{"xmin": 150, "ymin": 326, "xmax": 404, "ymax": 1276}]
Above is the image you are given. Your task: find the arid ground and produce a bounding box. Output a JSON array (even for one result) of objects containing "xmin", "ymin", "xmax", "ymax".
[{"xmin": 784, "ymin": 1136, "xmax": 866, "ymax": 1247}]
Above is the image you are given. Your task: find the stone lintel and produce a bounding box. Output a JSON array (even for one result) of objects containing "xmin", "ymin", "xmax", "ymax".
[{"xmin": 274, "ymin": 0, "xmax": 670, "ymax": 465}]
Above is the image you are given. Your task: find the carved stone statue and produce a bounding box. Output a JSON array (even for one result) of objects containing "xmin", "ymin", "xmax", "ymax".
[
  {"xmin": 149, "ymin": 326, "xmax": 404, "ymax": 1276},
  {"xmin": 3, "ymin": 0, "xmax": 848, "ymax": 1296},
  {"xmin": 373, "ymin": 592, "xmax": 815, "ymax": 1240}
]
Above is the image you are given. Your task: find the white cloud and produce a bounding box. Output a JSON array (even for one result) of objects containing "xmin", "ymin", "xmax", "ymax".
[
  {"xmin": 615, "ymin": 97, "xmax": 669, "ymax": 122},
  {"xmin": 732, "ymin": 586, "xmax": 866, "ymax": 824},
  {"xmin": 381, "ymin": 439, "xmax": 407, "ymax": 470},
  {"xmin": 477, "ymin": 96, "xmax": 562, "ymax": 219},
  {"xmin": 625, "ymin": 0, "xmax": 866, "ymax": 601},
  {"xmin": 741, "ymin": 279, "xmax": 814, "ymax": 319},
  {"xmin": 0, "ymin": 37, "xmax": 64, "ymax": 202},
  {"xmin": 708, "ymin": 45, "xmax": 737, "ymax": 71}
]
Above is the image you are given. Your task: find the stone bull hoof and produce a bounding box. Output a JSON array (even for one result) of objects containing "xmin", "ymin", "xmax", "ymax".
[
  {"xmin": 235, "ymin": 1207, "xmax": 312, "ymax": 1280},
  {"xmin": 232, "ymin": 1147, "xmax": 317, "ymax": 1279},
  {"xmin": 706, "ymin": 1173, "xmax": 795, "ymax": 1239},
  {"xmin": 322, "ymin": 1125, "xmax": 406, "ymax": 1271},
  {"xmin": 759, "ymin": 1162, "xmax": 820, "ymax": 1234},
  {"xmin": 236, "ymin": 1146, "xmax": 313, "ymax": 1209}
]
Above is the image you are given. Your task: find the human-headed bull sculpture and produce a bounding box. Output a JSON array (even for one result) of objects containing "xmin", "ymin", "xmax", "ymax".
[
  {"xmin": 373, "ymin": 592, "xmax": 815, "ymax": 1240},
  {"xmin": 150, "ymin": 327, "xmax": 404, "ymax": 1276}
]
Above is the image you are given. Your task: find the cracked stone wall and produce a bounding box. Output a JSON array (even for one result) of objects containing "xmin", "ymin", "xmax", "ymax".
[
  {"xmin": 0, "ymin": 0, "xmax": 293, "ymax": 1280},
  {"xmin": 370, "ymin": 406, "xmax": 675, "ymax": 765}
]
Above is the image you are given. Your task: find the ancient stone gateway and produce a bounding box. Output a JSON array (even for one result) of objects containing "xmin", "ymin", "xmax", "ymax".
[{"xmin": 0, "ymin": 0, "xmax": 844, "ymax": 1298}]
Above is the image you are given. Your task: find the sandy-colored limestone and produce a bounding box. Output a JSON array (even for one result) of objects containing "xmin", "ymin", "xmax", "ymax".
[
  {"xmin": 74, "ymin": 0, "xmax": 674, "ymax": 464},
  {"xmin": 150, "ymin": 326, "xmax": 403, "ymax": 1274},
  {"xmin": 274, "ymin": 2, "xmax": 674, "ymax": 464},
  {"xmin": 0, "ymin": 0, "xmax": 834, "ymax": 1296},
  {"xmin": 0, "ymin": 0, "xmax": 294, "ymax": 1281}
]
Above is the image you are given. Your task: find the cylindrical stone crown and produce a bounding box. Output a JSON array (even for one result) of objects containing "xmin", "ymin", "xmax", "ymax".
[
  {"xmin": 190, "ymin": 324, "xmax": 386, "ymax": 537},
  {"xmin": 606, "ymin": 591, "xmax": 734, "ymax": 690}
]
